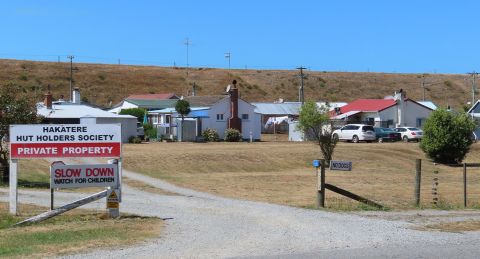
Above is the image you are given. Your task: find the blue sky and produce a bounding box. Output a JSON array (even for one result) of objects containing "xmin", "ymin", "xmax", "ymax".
[{"xmin": 1, "ymin": 1, "xmax": 478, "ymax": 73}]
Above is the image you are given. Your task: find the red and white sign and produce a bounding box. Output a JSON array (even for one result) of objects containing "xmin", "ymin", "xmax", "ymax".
[
  {"xmin": 10, "ymin": 124, "xmax": 121, "ymax": 159},
  {"xmin": 50, "ymin": 163, "xmax": 118, "ymax": 188}
]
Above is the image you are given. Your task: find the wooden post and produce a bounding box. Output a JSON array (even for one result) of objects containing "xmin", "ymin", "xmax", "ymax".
[
  {"xmin": 50, "ymin": 189, "xmax": 54, "ymax": 210},
  {"xmin": 414, "ymin": 159, "xmax": 422, "ymax": 206},
  {"xmin": 432, "ymin": 170, "xmax": 439, "ymax": 206},
  {"xmin": 9, "ymin": 159, "xmax": 18, "ymax": 215},
  {"xmin": 317, "ymin": 159, "xmax": 326, "ymax": 208},
  {"xmin": 463, "ymin": 163, "xmax": 467, "ymax": 208},
  {"xmin": 107, "ymin": 159, "xmax": 120, "ymax": 218}
]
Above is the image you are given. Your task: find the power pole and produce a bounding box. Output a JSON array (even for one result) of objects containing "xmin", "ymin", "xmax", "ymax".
[
  {"xmin": 467, "ymin": 71, "xmax": 479, "ymax": 105},
  {"xmin": 421, "ymin": 74, "xmax": 426, "ymax": 101},
  {"xmin": 184, "ymin": 38, "xmax": 191, "ymax": 78},
  {"xmin": 225, "ymin": 52, "xmax": 231, "ymax": 81},
  {"xmin": 296, "ymin": 66, "xmax": 307, "ymax": 105},
  {"xmin": 67, "ymin": 55, "xmax": 75, "ymax": 101}
]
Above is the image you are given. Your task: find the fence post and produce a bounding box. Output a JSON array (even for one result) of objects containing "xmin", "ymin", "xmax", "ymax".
[
  {"xmin": 414, "ymin": 159, "xmax": 422, "ymax": 206},
  {"xmin": 317, "ymin": 159, "xmax": 326, "ymax": 208},
  {"xmin": 463, "ymin": 163, "xmax": 467, "ymax": 208},
  {"xmin": 432, "ymin": 170, "xmax": 439, "ymax": 206}
]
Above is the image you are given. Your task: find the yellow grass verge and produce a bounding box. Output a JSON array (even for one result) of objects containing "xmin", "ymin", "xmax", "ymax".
[
  {"xmin": 422, "ymin": 220, "xmax": 480, "ymax": 232},
  {"xmin": 0, "ymin": 202, "xmax": 163, "ymax": 258},
  {"xmin": 123, "ymin": 141, "xmax": 480, "ymax": 210}
]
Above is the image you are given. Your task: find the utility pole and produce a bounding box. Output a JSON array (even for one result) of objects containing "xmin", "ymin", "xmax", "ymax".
[
  {"xmin": 467, "ymin": 71, "xmax": 479, "ymax": 105},
  {"xmin": 184, "ymin": 38, "xmax": 191, "ymax": 78},
  {"xmin": 225, "ymin": 52, "xmax": 231, "ymax": 81},
  {"xmin": 421, "ymin": 74, "xmax": 426, "ymax": 101},
  {"xmin": 67, "ymin": 55, "xmax": 75, "ymax": 101},
  {"xmin": 296, "ymin": 66, "xmax": 307, "ymax": 105}
]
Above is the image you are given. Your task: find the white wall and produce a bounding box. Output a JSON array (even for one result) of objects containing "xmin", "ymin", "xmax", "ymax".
[
  {"xmin": 108, "ymin": 101, "xmax": 139, "ymax": 114},
  {"xmin": 96, "ymin": 117, "xmax": 137, "ymax": 143},
  {"xmin": 203, "ymin": 98, "xmax": 261, "ymax": 140},
  {"xmin": 403, "ymin": 101, "xmax": 432, "ymax": 128}
]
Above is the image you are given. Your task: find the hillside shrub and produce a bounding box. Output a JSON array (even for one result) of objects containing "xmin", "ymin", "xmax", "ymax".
[
  {"xmin": 119, "ymin": 108, "xmax": 147, "ymax": 122},
  {"xmin": 224, "ymin": 128, "xmax": 241, "ymax": 142},
  {"xmin": 420, "ymin": 109, "xmax": 475, "ymax": 164},
  {"xmin": 202, "ymin": 128, "xmax": 219, "ymax": 142}
]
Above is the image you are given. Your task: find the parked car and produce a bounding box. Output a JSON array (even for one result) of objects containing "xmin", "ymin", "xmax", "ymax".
[
  {"xmin": 374, "ymin": 127, "xmax": 402, "ymax": 142},
  {"xmin": 394, "ymin": 127, "xmax": 423, "ymax": 142},
  {"xmin": 332, "ymin": 124, "xmax": 376, "ymax": 143},
  {"xmin": 136, "ymin": 122, "xmax": 145, "ymax": 140}
]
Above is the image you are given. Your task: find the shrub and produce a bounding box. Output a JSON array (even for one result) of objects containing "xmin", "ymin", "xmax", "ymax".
[
  {"xmin": 143, "ymin": 123, "xmax": 157, "ymax": 141},
  {"xmin": 420, "ymin": 109, "xmax": 476, "ymax": 164},
  {"xmin": 224, "ymin": 128, "xmax": 241, "ymax": 142},
  {"xmin": 202, "ymin": 128, "xmax": 219, "ymax": 142},
  {"xmin": 119, "ymin": 108, "xmax": 147, "ymax": 122},
  {"xmin": 128, "ymin": 136, "xmax": 142, "ymax": 144}
]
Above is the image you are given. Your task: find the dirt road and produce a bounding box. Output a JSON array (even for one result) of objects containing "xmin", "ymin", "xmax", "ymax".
[{"xmin": 2, "ymin": 165, "xmax": 480, "ymax": 258}]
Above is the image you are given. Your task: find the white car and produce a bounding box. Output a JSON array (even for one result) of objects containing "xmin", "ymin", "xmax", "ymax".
[
  {"xmin": 394, "ymin": 127, "xmax": 423, "ymax": 142},
  {"xmin": 332, "ymin": 124, "xmax": 376, "ymax": 143}
]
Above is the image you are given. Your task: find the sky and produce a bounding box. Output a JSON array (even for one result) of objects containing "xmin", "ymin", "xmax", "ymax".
[{"xmin": 1, "ymin": 1, "xmax": 479, "ymax": 74}]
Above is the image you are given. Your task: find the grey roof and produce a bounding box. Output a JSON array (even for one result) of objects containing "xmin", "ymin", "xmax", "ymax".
[
  {"xmin": 417, "ymin": 101, "xmax": 438, "ymax": 110},
  {"xmin": 252, "ymin": 102, "xmax": 302, "ymax": 115},
  {"xmin": 125, "ymin": 99, "xmax": 178, "ymax": 109},
  {"xmin": 37, "ymin": 101, "xmax": 136, "ymax": 119},
  {"xmin": 184, "ymin": 95, "xmax": 228, "ymax": 107}
]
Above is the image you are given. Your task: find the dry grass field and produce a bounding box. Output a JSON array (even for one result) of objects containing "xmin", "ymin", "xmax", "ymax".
[
  {"xmin": 0, "ymin": 59, "xmax": 473, "ymax": 109},
  {"xmin": 123, "ymin": 141, "xmax": 480, "ymax": 210}
]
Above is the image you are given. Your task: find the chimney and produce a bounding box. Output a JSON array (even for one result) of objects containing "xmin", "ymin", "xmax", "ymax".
[
  {"xmin": 72, "ymin": 87, "xmax": 81, "ymax": 104},
  {"xmin": 228, "ymin": 80, "xmax": 242, "ymax": 132},
  {"xmin": 44, "ymin": 84, "xmax": 53, "ymax": 109}
]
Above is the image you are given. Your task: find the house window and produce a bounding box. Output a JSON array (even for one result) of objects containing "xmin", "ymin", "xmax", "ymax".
[
  {"xmin": 152, "ymin": 115, "xmax": 158, "ymax": 124},
  {"xmin": 166, "ymin": 115, "xmax": 171, "ymax": 124},
  {"xmin": 242, "ymin": 114, "xmax": 249, "ymax": 120},
  {"xmin": 216, "ymin": 114, "xmax": 224, "ymax": 121},
  {"xmin": 416, "ymin": 118, "xmax": 425, "ymax": 128}
]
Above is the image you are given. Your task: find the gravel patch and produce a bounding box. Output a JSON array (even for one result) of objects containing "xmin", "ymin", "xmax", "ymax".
[{"xmin": 2, "ymin": 159, "xmax": 480, "ymax": 258}]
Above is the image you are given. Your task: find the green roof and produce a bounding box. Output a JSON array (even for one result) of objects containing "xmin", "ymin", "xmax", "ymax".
[{"xmin": 126, "ymin": 99, "xmax": 178, "ymax": 109}]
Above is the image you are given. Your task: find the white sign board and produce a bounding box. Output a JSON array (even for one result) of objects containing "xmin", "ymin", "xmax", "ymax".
[
  {"xmin": 50, "ymin": 163, "xmax": 118, "ymax": 189},
  {"xmin": 329, "ymin": 160, "xmax": 352, "ymax": 171},
  {"xmin": 10, "ymin": 124, "xmax": 121, "ymax": 158}
]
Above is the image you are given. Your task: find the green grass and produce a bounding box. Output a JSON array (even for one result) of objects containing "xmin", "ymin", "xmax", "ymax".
[{"xmin": 0, "ymin": 203, "xmax": 163, "ymax": 257}]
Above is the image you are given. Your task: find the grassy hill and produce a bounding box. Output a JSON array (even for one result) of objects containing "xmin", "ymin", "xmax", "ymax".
[{"xmin": 0, "ymin": 59, "xmax": 473, "ymax": 109}]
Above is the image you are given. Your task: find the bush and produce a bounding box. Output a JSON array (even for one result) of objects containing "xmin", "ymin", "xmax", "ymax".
[
  {"xmin": 144, "ymin": 123, "xmax": 157, "ymax": 140},
  {"xmin": 420, "ymin": 109, "xmax": 476, "ymax": 164},
  {"xmin": 224, "ymin": 128, "xmax": 241, "ymax": 142},
  {"xmin": 128, "ymin": 136, "xmax": 142, "ymax": 144},
  {"xmin": 202, "ymin": 128, "xmax": 219, "ymax": 142},
  {"xmin": 119, "ymin": 108, "xmax": 147, "ymax": 122}
]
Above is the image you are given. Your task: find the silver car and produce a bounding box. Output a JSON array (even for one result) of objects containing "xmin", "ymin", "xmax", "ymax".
[
  {"xmin": 394, "ymin": 127, "xmax": 423, "ymax": 142},
  {"xmin": 332, "ymin": 124, "xmax": 376, "ymax": 143}
]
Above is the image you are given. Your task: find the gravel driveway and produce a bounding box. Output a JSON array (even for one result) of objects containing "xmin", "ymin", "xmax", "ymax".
[{"xmin": 2, "ymin": 160, "xmax": 480, "ymax": 258}]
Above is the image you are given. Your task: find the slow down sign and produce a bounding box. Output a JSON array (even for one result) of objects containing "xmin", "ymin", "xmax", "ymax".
[{"xmin": 50, "ymin": 163, "xmax": 118, "ymax": 189}]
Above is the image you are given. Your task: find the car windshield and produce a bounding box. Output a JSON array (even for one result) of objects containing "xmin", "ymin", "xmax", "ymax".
[
  {"xmin": 362, "ymin": 126, "xmax": 374, "ymax": 132},
  {"xmin": 408, "ymin": 127, "xmax": 420, "ymax": 131}
]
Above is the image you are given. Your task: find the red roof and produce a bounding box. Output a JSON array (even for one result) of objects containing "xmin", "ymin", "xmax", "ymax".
[
  {"xmin": 126, "ymin": 93, "xmax": 178, "ymax": 100},
  {"xmin": 339, "ymin": 99, "xmax": 396, "ymax": 114}
]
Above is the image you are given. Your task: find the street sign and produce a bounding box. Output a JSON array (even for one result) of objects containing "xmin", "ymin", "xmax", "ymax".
[
  {"xmin": 10, "ymin": 124, "xmax": 121, "ymax": 158},
  {"xmin": 50, "ymin": 163, "xmax": 118, "ymax": 189},
  {"xmin": 329, "ymin": 160, "xmax": 352, "ymax": 171},
  {"xmin": 312, "ymin": 160, "xmax": 320, "ymax": 168},
  {"xmin": 107, "ymin": 189, "xmax": 119, "ymax": 209}
]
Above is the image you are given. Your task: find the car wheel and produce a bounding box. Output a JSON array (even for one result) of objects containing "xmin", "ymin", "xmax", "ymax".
[
  {"xmin": 378, "ymin": 138, "xmax": 383, "ymax": 143},
  {"xmin": 403, "ymin": 136, "xmax": 409, "ymax": 142},
  {"xmin": 332, "ymin": 134, "xmax": 339, "ymax": 142},
  {"xmin": 352, "ymin": 135, "xmax": 359, "ymax": 143}
]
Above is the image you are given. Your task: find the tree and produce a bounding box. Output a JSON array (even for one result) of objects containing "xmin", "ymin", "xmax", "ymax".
[
  {"xmin": 175, "ymin": 99, "xmax": 191, "ymax": 142},
  {"xmin": 119, "ymin": 108, "xmax": 147, "ymax": 122},
  {"xmin": 420, "ymin": 109, "xmax": 476, "ymax": 164},
  {"xmin": 0, "ymin": 82, "xmax": 38, "ymax": 182},
  {"xmin": 297, "ymin": 101, "xmax": 338, "ymax": 163}
]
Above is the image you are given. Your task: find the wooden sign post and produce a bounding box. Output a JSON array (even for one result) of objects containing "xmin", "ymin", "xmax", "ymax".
[{"xmin": 313, "ymin": 159, "xmax": 325, "ymax": 208}]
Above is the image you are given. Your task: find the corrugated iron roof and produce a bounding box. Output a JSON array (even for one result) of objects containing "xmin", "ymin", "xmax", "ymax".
[
  {"xmin": 37, "ymin": 102, "xmax": 136, "ymax": 119},
  {"xmin": 125, "ymin": 99, "xmax": 178, "ymax": 109},
  {"xmin": 126, "ymin": 93, "xmax": 178, "ymax": 100},
  {"xmin": 339, "ymin": 99, "xmax": 396, "ymax": 114},
  {"xmin": 184, "ymin": 95, "xmax": 228, "ymax": 107},
  {"xmin": 252, "ymin": 102, "xmax": 301, "ymax": 115}
]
